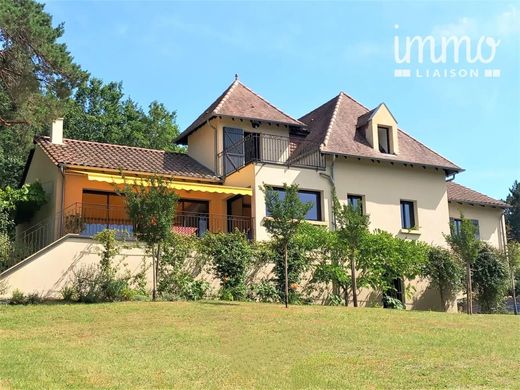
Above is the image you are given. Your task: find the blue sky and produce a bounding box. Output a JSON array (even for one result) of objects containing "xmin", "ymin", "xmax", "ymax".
[{"xmin": 46, "ymin": 1, "xmax": 519, "ymax": 200}]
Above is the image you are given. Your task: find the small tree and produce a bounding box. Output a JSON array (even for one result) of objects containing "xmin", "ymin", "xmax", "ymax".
[
  {"xmin": 358, "ymin": 230, "xmax": 429, "ymax": 308},
  {"xmin": 422, "ymin": 246, "xmax": 464, "ymax": 311},
  {"xmin": 262, "ymin": 184, "xmax": 312, "ymax": 308},
  {"xmin": 472, "ymin": 243, "xmax": 508, "ymax": 313},
  {"xmin": 200, "ymin": 231, "xmax": 253, "ymax": 301},
  {"xmin": 122, "ymin": 176, "xmax": 178, "ymax": 301},
  {"xmin": 332, "ymin": 193, "xmax": 370, "ymax": 307},
  {"xmin": 504, "ymin": 241, "xmax": 520, "ymax": 315},
  {"xmin": 445, "ymin": 214, "xmax": 480, "ymax": 314}
]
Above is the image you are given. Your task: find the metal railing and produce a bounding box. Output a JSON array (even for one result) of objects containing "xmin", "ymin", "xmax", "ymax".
[
  {"xmin": 8, "ymin": 202, "xmax": 254, "ymax": 267},
  {"xmin": 217, "ymin": 133, "xmax": 325, "ymax": 176}
]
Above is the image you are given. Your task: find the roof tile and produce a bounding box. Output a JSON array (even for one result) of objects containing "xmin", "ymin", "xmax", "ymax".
[
  {"xmin": 447, "ymin": 182, "xmax": 509, "ymax": 208},
  {"xmin": 36, "ymin": 137, "xmax": 219, "ymax": 181}
]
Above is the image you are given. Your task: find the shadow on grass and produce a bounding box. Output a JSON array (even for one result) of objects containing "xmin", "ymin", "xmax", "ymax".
[{"xmin": 197, "ymin": 300, "xmax": 241, "ymax": 306}]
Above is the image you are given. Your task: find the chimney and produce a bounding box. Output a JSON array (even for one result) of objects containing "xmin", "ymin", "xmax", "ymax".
[{"xmin": 51, "ymin": 118, "xmax": 64, "ymax": 144}]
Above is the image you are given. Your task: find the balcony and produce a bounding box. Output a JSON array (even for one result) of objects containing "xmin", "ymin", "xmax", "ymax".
[
  {"xmin": 12, "ymin": 202, "xmax": 254, "ymax": 265},
  {"xmin": 217, "ymin": 133, "xmax": 325, "ymax": 176}
]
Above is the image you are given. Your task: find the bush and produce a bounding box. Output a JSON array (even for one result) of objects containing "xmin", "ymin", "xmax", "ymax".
[
  {"xmin": 8, "ymin": 289, "xmax": 26, "ymax": 305},
  {"xmin": 200, "ymin": 231, "xmax": 253, "ymax": 301},
  {"xmin": 472, "ymin": 243, "xmax": 508, "ymax": 313},
  {"xmin": 248, "ymin": 280, "xmax": 280, "ymax": 303},
  {"xmin": 61, "ymin": 229, "xmax": 144, "ymax": 303},
  {"xmin": 7, "ymin": 289, "xmax": 41, "ymax": 305},
  {"xmin": 157, "ymin": 233, "xmax": 207, "ymax": 301},
  {"xmin": 422, "ymin": 246, "xmax": 464, "ymax": 310},
  {"xmin": 382, "ymin": 296, "xmax": 405, "ymax": 310}
]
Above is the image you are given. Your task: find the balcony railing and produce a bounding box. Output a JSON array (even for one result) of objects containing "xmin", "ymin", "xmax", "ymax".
[
  {"xmin": 217, "ymin": 133, "xmax": 325, "ymax": 176},
  {"xmin": 8, "ymin": 202, "xmax": 254, "ymax": 268}
]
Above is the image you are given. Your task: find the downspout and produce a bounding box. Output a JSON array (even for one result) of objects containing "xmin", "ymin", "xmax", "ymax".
[{"xmin": 319, "ymin": 154, "xmax": 336, "ymax": 230}]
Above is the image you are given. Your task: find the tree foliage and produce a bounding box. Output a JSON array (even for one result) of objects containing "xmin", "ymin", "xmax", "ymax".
[
  {"xmin": 0, "ymin": 0, "xmax": 86, "ymax": 126},
  {"xmin": 65, "ymin": 78, "xmax": 181, "ymax": 151},
  {"xmin": 332, "ymin": 193, "xmax": 370, "ymax": 306},
  {"xmin": 505, "ymin": 180, "xmax": 520, "ymax": 242},
  {"xmin": 200, "ymin": 230, "xmax": 253, "ymax": 301},
  {"xmin": 0, "ymin": 1, "xmax": 181, "ymax": 188},
  {"xmin": 422, "ymin": 246, "xmax": 464, "ymax": 310},
  {"xmin": 262, "ymin": 184, "xmax": 312, "ymax": 306},
  {"xmin": 357, "ymin": 230, "xmax": 429, "ymax": 304},
  {"xmin": 122, "ymin": 176, "xmax": 178, "ymax": 300},
  {"xmin": 445, "ymin": 214, "xmax": 480, "ymax": 314},
  {"xmin": 472, "ymin": 243, "xmax": 508, "ymax": 313}
]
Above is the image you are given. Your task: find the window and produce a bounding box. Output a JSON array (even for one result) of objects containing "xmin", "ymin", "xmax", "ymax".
[
  {"xmin": 378, "ymin": 126, "xmax": 391, "ymax": 154},
  {"xmin": 400, "ymin": 200, "xmax": 416, "ymax": 229},
  {"xmin": 450, "ymin": 218, "xmax": 480, "ymax": 240},
  {"xmin": 266, "ymin": 188, "xmax": 322, "ymax": 221},
  {"xmin": 347, "ymin": 194, "xmax": 364, "ymax": 214}
]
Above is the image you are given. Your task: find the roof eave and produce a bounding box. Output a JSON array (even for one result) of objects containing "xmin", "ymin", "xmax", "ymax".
[{"xmin": 320, "ymin": 150, "xmax": 463, "ymax": 174}]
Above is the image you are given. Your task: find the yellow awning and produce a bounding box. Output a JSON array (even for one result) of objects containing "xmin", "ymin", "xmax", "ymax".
[{"xmin": 69, "ymin": 170, "xmax": 253, "ymax": 196}]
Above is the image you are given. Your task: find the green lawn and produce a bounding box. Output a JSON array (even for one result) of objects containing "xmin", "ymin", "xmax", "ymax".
[{"xmin": 0, "ymin": 302, "xmax": 518, "ymax": 389}]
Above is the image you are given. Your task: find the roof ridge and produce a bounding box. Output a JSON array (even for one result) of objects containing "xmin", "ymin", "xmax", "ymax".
[
  {"xmin": 214, "ymin": 79, "xmax": 239, "ymax": 113},
  {"xmin": 321, "ymin": 93, "xmax": 344, "ymax": 148},
  {"xmin": 234, "ymin": 80, "xmax": 305, "ymax": 126},
  {"xmin": 37, "ymin": 135, "xmax": 186, "ymax": 155},
  {"xmin": 397, "ymin": 128, "xmax": 462, "ymax": 171},
  {"xmin": 338, "ymin": 90, "xmax": 370, "ymax": 111}
]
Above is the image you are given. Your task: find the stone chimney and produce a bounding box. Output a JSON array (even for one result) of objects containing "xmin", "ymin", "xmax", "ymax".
[{"xmin": 51, "ymin": 118, "xmax": 64, "ymax": 144}]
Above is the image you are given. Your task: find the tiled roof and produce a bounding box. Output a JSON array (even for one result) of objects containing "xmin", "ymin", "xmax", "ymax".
[
  {"xmin": 176, "ymin": 80, "xmax": 304, "ymax": 144},
  {"xmin": 299, "ymin": 92, "xmax": 462, "ymax": 172},
  {"xmin": 35, "ymin": 136, "xmax": 219, "ymax": 181},
  {"xmin": 447, "ymin": 182, "xmax": 509, "ymax": 208}
]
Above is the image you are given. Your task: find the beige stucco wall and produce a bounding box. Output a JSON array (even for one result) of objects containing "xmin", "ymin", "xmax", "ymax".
[
  {"xmin": 333, "ymin": 157, "xmax": 451, "ymax": 245},
  {"xmin": 448, "ymin": 202, "xmax": 506, "ymax": 250},
  {"xmin": 17, "ymin": 146, "xmax": 63, "ymax": 240},
  {"xmin": 187, "ymin": 121, "xmax": 217, "ymax": 172},
  {"xmin": 253, "ymin": 164, "xmax": 331, "ymax": 241}
]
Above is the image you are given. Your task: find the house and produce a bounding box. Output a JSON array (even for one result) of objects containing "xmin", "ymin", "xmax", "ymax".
[{"xmin": 1, "ymin": 78, "xmax": 509, "ymax": 309}]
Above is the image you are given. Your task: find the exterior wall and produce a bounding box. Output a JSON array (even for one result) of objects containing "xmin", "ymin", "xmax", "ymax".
[
  {"xmin": 333, "ymin": 157, "xmax": 450, "ymax": 244},
  {"xmin": 17, "ymin": 146, "xmax": 62, "ymax": 238},
  {"xmin": 333, "ymin": 157, "xmax": 452, "ymax": 311},
  {"xmin": 253, "ymin": 164, "xmax": 331, "ymax": 241},
  {"xmin": 187, "ymin": 121, "xmax": 216, "ymax": 172},
  {"xmin": 448, "ymin": 202, "xmax": 506, "ymax": 250}
]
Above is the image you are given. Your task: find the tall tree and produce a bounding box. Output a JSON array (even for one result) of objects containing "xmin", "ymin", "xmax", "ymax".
[
  {"xmin": 262, "ymin": 184, "xmax": 311, "ymax": 308},
  {"xmin": 505, "ymin": 180, "xmax": 520, "ymax": 242},
  {"xmin": 445, "ymin": 215, "xmax": 480, "ymax": 314},
  {"xmin": 0, "ymin": 2, "xmax": 182, "ymax": 188},
  {"xmin": 0, "ymin": 0, "xmax": 86, "ymax": 126},
  {"xmin": 65, "ymin": 79, "xmax": 181, "ymax": 151},
  {"xmin": 332, "ymin": 193, "xmax": 370, "ymax": 307}
]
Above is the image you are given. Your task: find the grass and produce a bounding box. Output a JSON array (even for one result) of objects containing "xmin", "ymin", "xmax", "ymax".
[{"xmin": 0, "ymin": 302, "xmax": 518, "ymax": 389}]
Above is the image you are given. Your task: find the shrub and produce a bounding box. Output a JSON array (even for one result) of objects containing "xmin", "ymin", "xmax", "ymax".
[
  {"xmin": 248, "ymin": 280, "xmax": 280, "ymax": 303},
  {"xmin": 472, "ymin": 243, "xmax": 508, "ymax": 313},
  {"xmin": 157, "ymin": 233, "xmax": 207, "ymax": 301},
  {"xmin": 200, "ymin": 231, "xmax": 253, "ymax": 301},
  {"xmin": 9, "ymin": 289, "xmax": 26, "ymax": 305},
  {"xmin": 422, "ymin": 246, "xmax": 464, "ymax": 310},
  {"xmin": 382, "ymin": 296, "xmax": 406, "ymax": 310}
]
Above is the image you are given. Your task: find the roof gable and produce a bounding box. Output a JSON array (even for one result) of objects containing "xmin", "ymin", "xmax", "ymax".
[
  {"xmin": 299, "ymin": 92, "xmax": 462, "ymax": 172},
  {"xmin": 176, "ymin": 80, "xmax": 304, "ymax": 144},
  {"xmin": 357, "ymin": 103, "xmax": 397, "ymax": 128}
]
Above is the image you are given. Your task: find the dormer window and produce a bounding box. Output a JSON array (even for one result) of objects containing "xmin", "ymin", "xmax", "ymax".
[{"xmin": 378, "ymin": 126, "xmax": 391, "ymax": 154}]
